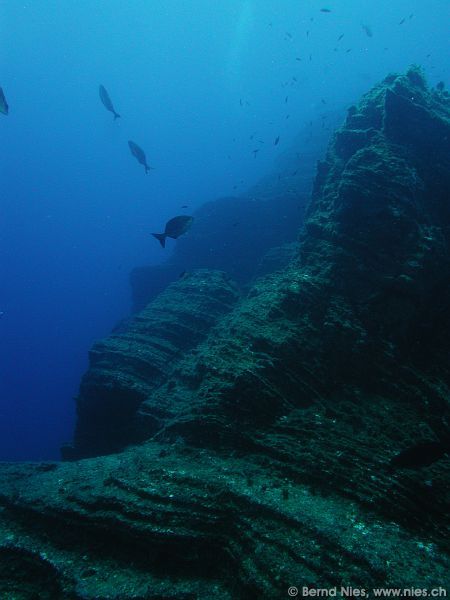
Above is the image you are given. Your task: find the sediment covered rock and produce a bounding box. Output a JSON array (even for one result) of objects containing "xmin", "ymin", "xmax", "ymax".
[
  {"xmin": 0, "ymin": 68, "xmax": 449, "ymax": 598},
  {"xmin": 65, "ymin": 269, "xmax": 240, "ymax": 459}
]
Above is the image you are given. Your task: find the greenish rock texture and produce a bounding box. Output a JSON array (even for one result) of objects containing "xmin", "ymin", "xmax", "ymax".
[
  {"xmin": 0, "ymin": 68, "xmax": 449, "ymax": 598},
  {"xmin": 64, "ymin": 270, "xmax": 241, "ymax": 459}
]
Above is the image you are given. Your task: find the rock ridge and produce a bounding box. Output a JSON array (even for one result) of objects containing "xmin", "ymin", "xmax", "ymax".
[{"xmin": 0, "ymin": 68, "xmax": 449, "ymax": 597}]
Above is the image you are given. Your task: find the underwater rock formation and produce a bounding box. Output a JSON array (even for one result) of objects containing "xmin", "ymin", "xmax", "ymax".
[
  {"xmin": 0, "ymin": 68, "xmax": 449, "ymax": 598},
  {"xmin": 130, "ymin": 119, "xmax": 333, "ymax": 314},
  {"xmin": 131, "ymin": 192, "xmax": 306, "ymax": 312},
  {"xmin": 64, "ymin": 270, "xmax": 240, "ymax": 459}
]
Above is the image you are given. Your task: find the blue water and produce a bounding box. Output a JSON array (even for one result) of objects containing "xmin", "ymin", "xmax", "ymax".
[{"xmin": 1, "ymin": 0, "xmax": 448, "ymax": 461}]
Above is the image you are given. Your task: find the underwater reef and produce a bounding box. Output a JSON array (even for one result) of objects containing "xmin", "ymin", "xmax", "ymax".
[{"xmin": 0, "ymin": 67, "xmax": 449, "ymax": 598}]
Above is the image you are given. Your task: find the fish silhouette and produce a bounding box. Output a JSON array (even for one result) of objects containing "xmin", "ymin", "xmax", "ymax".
[
  {"xmin": 99, "ymin": 85, "xmax": 120, "ymax": 120},
  {"xmin": 0, "ymin": 88, "xmax": 9, "ymax": 115},
  {"xmin": 152, "ymin": 216, "xmax": 193, "ymax": 248},
  {"xmin": 128, "ymin": 140, "xmax": 153, "ymax": 174}
]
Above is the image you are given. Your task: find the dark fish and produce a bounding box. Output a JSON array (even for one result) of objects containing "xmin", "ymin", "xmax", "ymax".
[
  {"xmin": 285, "ymin": 31, "xmax": 292, "ymax": 38},
  {"xmin": 296, "ymin": 57, "xmax": 302, "ymax": 61},
  {"xmin": 252, "ymin": 149, "xmax": 259, "ymax": 157},
  {"xmin": 362, "ymin": 24, "xmax": 373, "ymax": 37},
  {"xmin": 321, "ymin": 98, "xmax": 327, "ymax": 104},
  {"xmin": 309, "ymin": 54, "xmax": 312, "ymax": 61},
  {"xmin": 390, "ymin": 441, "xmax": 450, "ymax": 469},
  {"xmin": 240, "ymin": 98, "xmax": 243, "ymax": 106},
  {"xmin": 320, "ymin": 8, "xmax": 331, "ymax": 12},
  {"xmin": 0, "ymin": 88, "xmax": 9, "ymax": 115},
  {"xmin": 128, "ymin": 140, "xmax": 153, "ymax": 174},
  {"xmin": 346, "ymin": 48, "xmax": 352, "ymax": 53},
  {"xmin": 285, "ymin": 96, "xmax": 288, "ymax": 103},
  {"xmin": 338, "ymin": 34, "xmax": 344, "ymax": 41},
  {"xmin": 152, "ymin": 216, "xmax": 193, "ymax": 248},
  {"xmin": 99, "ymin": 85, "xmax": 120, "ymax": 120},
  {"xmin": 399, "ymin": 18, "xmax": 406, "ymax": 25},
  {"xmin": 274, "ymin": 135, "xmax": 280, "ymax": 145},
  {"xmin": 306, "ymin": 30, "xmax": 310, "ymax": 38}
]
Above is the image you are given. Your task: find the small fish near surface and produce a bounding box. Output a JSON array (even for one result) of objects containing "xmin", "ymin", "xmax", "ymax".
[
  {"xmin": 128, "ymin": 140, "xmax": 153, "ymax": 174},
  {"xmin": 274, "ymin": 135, "xmax": 280, "ymax": 145},
  {"xmin": 361, "ymin": 24, "xmax": 373, "ymax": 37},
  {"xmin": 0, "ymin": 88, "xmax": 9, "ymax": 115},
  {"xmin": 152, "ymin": 216, "xmax": 193, "ymax": 248},
  {"xmin": 99, "ymin": 85, "xmax": 120, "ymax": 120}
]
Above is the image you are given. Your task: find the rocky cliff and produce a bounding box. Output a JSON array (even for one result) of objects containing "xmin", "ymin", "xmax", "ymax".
[
  {"xmin": 0, "ymin": 67, "xmax": 449, "ymax": 598},
  {"xmin": 129, "ymin": 118, "xmax": 332, "ymax": 313}
]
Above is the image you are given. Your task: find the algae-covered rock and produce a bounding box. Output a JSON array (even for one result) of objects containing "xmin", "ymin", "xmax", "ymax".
[
  {"xmin": 65, "ymin": 269, "xmax": 240, "ymax": 459},
  {"xmin": 0, "ymin": 68, "xmax": 449, "ymax": 598}
]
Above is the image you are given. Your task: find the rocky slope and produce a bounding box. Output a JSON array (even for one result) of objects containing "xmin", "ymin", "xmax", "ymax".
[
  {"xmin": 0, "ymin": 67, "xmax": 449, "ymax": 598},
  {"xmin": 129, "ymin": 117, "xmax": 334, "ymax": 313},
  {"xmin": 130, "ymin": 192, "xmax": 305, "ymax": 312}
]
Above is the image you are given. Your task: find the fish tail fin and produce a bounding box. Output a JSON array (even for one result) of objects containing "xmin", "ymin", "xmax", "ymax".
[
  {"xmin": 152, "ymin": 233, "xmax": 166, "ymax": 248},
  {"xmin": 114, "ymin": 112, "xmax": 121, "ymax": 120}
]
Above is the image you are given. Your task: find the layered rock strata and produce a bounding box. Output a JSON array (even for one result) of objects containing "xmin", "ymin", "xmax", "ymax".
[
  {"xmin": 0, "ymin": 68, "xmax": 449, "ymax": 598},
  {"xmin": 64, "ymin": 270, "xmax": 240, "ymax": 459}
]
